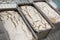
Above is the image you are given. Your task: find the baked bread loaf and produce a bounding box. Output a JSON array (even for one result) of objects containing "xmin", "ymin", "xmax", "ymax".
[
  {"xmin": 0, "ymin": 11, "xmax": 34, "ymax": 40},
  {"xmin": 34, "ymin": 2, "xmax": 60, "ymax": 24},
  {"xmin": 21, "ymin": 6, "xmax": 51, "ymax": 32}
]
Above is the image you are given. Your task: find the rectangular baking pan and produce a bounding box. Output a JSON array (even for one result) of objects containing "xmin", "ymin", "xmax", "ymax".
[
  {"xmin": 18, "ymin": 3, "xmax": 54, "ymax": 39},
  {"xmin": 32, "ymin": 1, "xmax": 60, "ymax": 39},
  {"xmin": 44, "ymin": 0, "xmax": 60, "ymax": 36}
]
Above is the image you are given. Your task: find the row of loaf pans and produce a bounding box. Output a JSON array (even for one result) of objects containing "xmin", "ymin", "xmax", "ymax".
[
  {"xmin": 0, "ymin": 1, "xmax": 60, "ymax": 40},
  {"xmin": 18, "ymin": 1, "xmax": 60, "ymax": 40},
  {"xmin": 0, "ymin": 5, "xmax": 38, "ymax": 40}
]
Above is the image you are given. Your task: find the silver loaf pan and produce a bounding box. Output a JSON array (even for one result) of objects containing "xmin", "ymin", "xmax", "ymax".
[
  {"xmin": 33, "ymin": 1, "xmax": 60, "ymax": 40},
  {"xmin": 19, "ymin": 4, "xmax": 53, "ymax": 39}
]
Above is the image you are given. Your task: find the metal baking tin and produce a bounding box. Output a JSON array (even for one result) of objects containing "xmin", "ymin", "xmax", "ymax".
[
  {"xmin": 18, "ymin": 4, "xmax": 54, "ymax": 40},
  {"xmin": 32, "ymin": 3, "xmax": 54, "ymax": 39},
  {"xmin": 44, "ymin": 0, "xmax": 60, "ymax": 31},
  {"xmin": 32, "ymin": 1, "xmax": 60, "ymax": 39}
]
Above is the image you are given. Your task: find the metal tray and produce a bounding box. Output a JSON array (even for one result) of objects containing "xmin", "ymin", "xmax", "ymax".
[
  {"xmin": 44, "ymin": 0, "xmax": 60, "ymax": 31},
  {"xmin": 32, "ymin": 1, "xmax": 60, "ymax": 40},
  {"xmin": 18, "ymin": 4, "xmax": 54, "ymax": 39}
]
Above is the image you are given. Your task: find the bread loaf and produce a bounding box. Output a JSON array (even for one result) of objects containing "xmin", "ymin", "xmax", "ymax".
[
  {"xmin": 21, "ymin": 6, "xmax": 51, "ymax": 32},
  {"xmin": 0, "ymin": 11, "xmax": 34, "ymax": 40},
  {"xmin": 34, "ymin": 2, "xmax": 60, "ymax": 24}
]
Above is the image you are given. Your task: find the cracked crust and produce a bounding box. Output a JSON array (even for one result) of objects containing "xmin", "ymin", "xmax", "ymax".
[
  {"xmin": 21, "ymin": 6, "xmax": 51, "ymax": 32},
  {"xmin": 0, "ymin": 11, "xmax": 34, "ymax": 40},
  {"xmin": 34, "ymin": 2, "xmax": 60, "ymax": 23}
]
